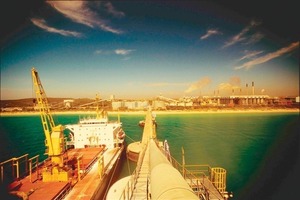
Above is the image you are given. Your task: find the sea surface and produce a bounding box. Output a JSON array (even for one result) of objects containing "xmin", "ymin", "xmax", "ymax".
[{"xmin": 0, "ymin": 112, "xmax": 299, "ymax": 200}]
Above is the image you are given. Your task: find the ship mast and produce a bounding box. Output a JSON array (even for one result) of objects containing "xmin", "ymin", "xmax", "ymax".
[
  {"xmin": 31, "ymin": 67, "xmax": 70, "ymax": 182},
  {"xmin": 96, "ymin": 93, "xmax": 101, "ymax": 119}
]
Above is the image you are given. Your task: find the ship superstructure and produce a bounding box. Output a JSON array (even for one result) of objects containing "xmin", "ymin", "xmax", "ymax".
[{"xmin": 66, "ymin": 106, "xmax": 125, "ymax": 150}]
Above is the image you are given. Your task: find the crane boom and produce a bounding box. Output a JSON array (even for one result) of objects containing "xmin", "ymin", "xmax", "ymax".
[
  {"xmin": 31, "ymin": 67, "xmax": 70, "ymax": 182},
  {"xmin": 32, "ymin": 68, "xmax": 56, "ymax": 128},
  {"xmin": 31, "ymin": 68, "xmax": 55, "ymax": 154}
]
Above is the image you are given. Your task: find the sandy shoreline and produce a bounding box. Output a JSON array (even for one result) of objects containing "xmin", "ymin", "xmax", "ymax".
[{"xmin": 1, "ymin": 108, "xmax": 299, "ymax": 116}]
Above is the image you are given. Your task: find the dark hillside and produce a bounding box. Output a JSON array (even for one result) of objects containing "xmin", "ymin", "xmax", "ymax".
[
  {"xmin": 0, "ymin": 98, "xmax": 71, "ymax": 108},
  {"xmin": 0, "ymin": 98, "xmax": 107, "ymax": 110}
]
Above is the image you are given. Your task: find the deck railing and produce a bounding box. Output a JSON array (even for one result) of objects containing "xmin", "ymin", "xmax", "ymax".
[
  {"xmin": 1, "ymin": 154, "xmax": 31, "ymax": 185},
  {"xmin": 119, "ymin": 143, "xmax": 148, "ymax": 200},
  {"xmin": 159, "ymin": 146, "xmax": 226, "ymax": 199}
]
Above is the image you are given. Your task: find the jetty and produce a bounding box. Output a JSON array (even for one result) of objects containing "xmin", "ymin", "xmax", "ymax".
[{"xmin": 107, "ymin": 108, "xmax": 231, "ymax": 199}]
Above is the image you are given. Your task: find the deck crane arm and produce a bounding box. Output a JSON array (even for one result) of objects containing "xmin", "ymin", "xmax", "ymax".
[
  {"xmin": 32, "ymin": 68, "xmax": 56, "ymax": 129},
  {"xmin": 31, "ymin": 68, "xmax": 55, "ymax": 153},
  {"xmin": 31, "ymin": 67, "xmax": 69, "ymax": 181}
]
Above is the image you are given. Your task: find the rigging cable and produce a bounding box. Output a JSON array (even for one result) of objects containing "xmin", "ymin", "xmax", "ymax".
[{"xmin": 125, "ymin": 134, "xmax": 136, "ymax": 143}]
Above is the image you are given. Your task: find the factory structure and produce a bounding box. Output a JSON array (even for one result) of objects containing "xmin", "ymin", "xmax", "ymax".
[{"xmin": 109, "ymin": 82, "xmax": 298, "ymax": 111}]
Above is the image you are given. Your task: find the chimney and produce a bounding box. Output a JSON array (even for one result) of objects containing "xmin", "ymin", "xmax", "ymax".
[
  {"xmin": 252, "ymin": 81, "xmax": 255, "ymax": 95},
  {"xmin": 246, "ymin": 83, "xmax": 248, "ymax": 95}
]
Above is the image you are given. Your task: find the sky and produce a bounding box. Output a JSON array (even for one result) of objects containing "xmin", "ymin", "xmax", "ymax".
[{"xmin": 1, "ymin": 0, "xmax": 299, "ymax": 100}]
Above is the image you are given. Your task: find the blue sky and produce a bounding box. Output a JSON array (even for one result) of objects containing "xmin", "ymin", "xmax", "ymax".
[{"xmin": 1, "ymin": 1, "xmax": 299, "ymax": 100}]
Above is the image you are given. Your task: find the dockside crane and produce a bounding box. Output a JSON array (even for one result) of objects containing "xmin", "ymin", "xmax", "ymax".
[{"xmin": 31, "ymin": 67, "xmax": 70, "ymax": 182}]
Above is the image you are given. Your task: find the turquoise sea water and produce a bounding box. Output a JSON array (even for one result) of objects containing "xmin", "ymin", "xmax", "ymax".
[{"xmin": 0, "ymin": 112, "xmax": 299, "ymax": 199}]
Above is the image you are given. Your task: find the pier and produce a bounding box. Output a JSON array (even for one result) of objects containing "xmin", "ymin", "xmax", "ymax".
[{"xmin": 107, "ymin": 109, "xmax": 230, "ymax": 199}]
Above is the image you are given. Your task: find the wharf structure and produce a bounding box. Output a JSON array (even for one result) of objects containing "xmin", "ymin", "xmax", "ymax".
[{"xmin": 107, "ymin": 109, "xmax": 232, "ymax": 199}]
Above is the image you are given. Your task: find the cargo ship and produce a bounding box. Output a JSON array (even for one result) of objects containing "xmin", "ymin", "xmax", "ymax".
[{"xmin": 0, "ymin": 68, "xmax": 125, "ymax": 200}]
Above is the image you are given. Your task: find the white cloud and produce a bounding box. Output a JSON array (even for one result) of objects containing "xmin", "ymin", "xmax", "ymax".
[
  {"xmin": 185, "ymin": 77, "xmax": 211, "ymax": 93},
  {"xmin": 104, "ymin": 2, "xmax": 125, "ymax": 18},
  {"xmin": 94, "ymin": 50, "xmax": 103, "ymax": 54},
  {"xmin": 31, "ymin": 18, "xmax": 82, "ymax": 37},
  {"xmin": 218, "ymin": 83, "xmax": 241, "ymax": 91},
  {"xmin": 93, "ymin": 49, "xmax": 114, "ymax": 55},
  {"xmin": 115, "ymin": 49, "xmax": 134, "ymax": 55},
  {"xmin": 200, "ymin": 29, "xmax": 222, "ymax": 40},
  {"xmin": 47, "ymin": 1, "xmax": 123, "ymax": 34},
  {"xmin": 218, "ymin": 83, "xmax": 232, "ymax": 90},
  {"xmin": 122, "ymin": 57, "xmax": 131, "ymax": 61},
  {"xmin": 93, "ymin": 49, "xmax": 135, "ymax": 57},
  {"xmin": 235, "ymin": 41, "xmax": 299, "ymax": 70},
  {"xmin": 245, "ymin": 32, "xmax": 264, "ymax": 45},
  {"xmin": 146, "ymin": 82, "xmax": 188, "ymax": 87},
  {"xmin": 238, "ymin": 50, "xmax": 264, "ymax": 61},
  {"xmin": 218, "ymin": 76, "xmax": 241, "ymax": 91},
  {"xmin": 222, "ymin": 20, "xmax": 260, "ymax": 48}
]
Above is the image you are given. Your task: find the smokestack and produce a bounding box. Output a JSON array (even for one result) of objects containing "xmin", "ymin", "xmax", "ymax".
[
  {"xmin": 252, "ymin": 81, "xmax": 255, "ymax": 95},
  {"xmin": 232, "ymin": 89, "xmax": 234, "ymax": 95},
  {"xmin": 246, "ymin": 83, "xmax": 248, "ymax": 95}
]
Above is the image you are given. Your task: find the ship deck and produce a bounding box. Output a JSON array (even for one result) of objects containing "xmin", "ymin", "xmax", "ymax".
[
  {"xmin": 6, "ymin": 147, "xmax": 104, "ymax": 200},
  {"xmin": 64, "ymin": 146, "xmax": 123, "ymax": 200}
]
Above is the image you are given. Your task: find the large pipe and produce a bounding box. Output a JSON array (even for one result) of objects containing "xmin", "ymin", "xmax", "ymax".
[{"xmin": 149, "ymin": 140, "xmax": 198, "ymax": 200}]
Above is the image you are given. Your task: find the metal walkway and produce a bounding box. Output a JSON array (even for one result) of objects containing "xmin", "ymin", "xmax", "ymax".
[
  {"xmin": 130, "ymin": 110, "xmax": 153, "ymax": 199},
  {"xmin": 131, "ymin": 144, "xmax": 150, "ymax": 199}
]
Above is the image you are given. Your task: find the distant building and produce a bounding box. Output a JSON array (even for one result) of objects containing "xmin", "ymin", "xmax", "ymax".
[
  {"xmin": 111, "ymin": 100, "xmax": 149, "ymax": 110},
  {"xmin": 1, "ymin": 107, "xmax": 22, "ymax": 112},
  {"xmin": 34, "ymin": 104, "xmax": 52, "ymax": 111},
  {"xmin": 152, "ymin": 100, "xmax": 166, "ymax": 110},
  {"xmin": 64, "ymin": 100, "xmax": 74, "ymax": 108},
  {"xmin": 110, "ymin": 95, "xmax": 115, "ymax": 100},
  {"xmin": 112, "ymin": 101, "xmax": 123, "ymax": 110},
  {"xmin": 124, "ymin": 101, "xmax": 149, "ymax": 110}
]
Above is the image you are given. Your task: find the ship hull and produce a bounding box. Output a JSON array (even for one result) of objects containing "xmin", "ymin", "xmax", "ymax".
[{"xmin": 91, "ymin": 145, "xmax": 125, "ymax": 200}]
